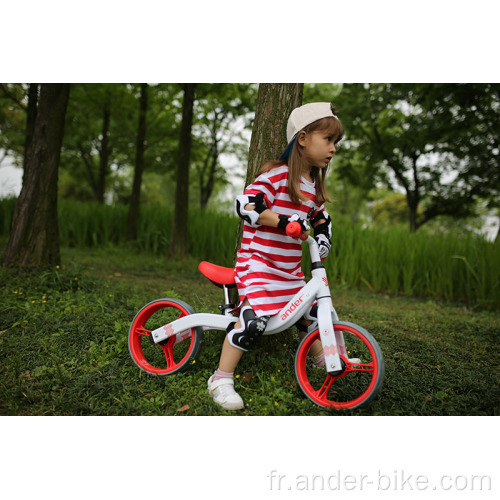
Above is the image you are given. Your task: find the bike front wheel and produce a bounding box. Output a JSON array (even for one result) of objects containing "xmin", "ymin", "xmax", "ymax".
[
  {"xmin": 295, "ymin": 322, "xmax": 384, "ymax": 410},
  {"xmin": 128, "ymin": 298, "xmax": 203, "ymax": 376}
]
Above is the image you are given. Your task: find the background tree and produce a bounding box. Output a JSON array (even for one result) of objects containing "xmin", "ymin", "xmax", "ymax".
[
  {"xmin": 0, "ymin": 84, "xmax": 30, "ymax": 165},
  {"xmin": 192, "ymin": 83, "xmax": 256, "ymax": 209},
  {"xmin": 126, "ymin": 83, "xmax": 149, "ymax": 241},
  {"xmin": 1, "ymin": 83, "xmax": 496, "ymax": 248},
  {"xmin": 335, "ymin": 83, "xmax": 500, "ymax": 232},
  {"xmin": 410, "ymin": 83, "xmax": 500, "ymax": 236},
  {"xmin": 58, "ymin": 84, "xmax": 182, "ymax": 204},
  {"xmin": 3, "ymin": 84, "xmax": 70, "ymax": 267},
  {"xmin": 60, "ymin": 84, "xmax": 118, "ymax": 202},
  {"xmin": 303, "ymin": 83, "xmax": 380, "ymax": 225},
  {"xmin": 169, "ymin": 83, "xmax": 197, "ymax": 258},
  {"xmin": 60, "ymin": 83, "xmax": 147, "ymax": 203},
  {"xmin": 371, "ymin": 193, "xmax": 423, "ymax": 226}
]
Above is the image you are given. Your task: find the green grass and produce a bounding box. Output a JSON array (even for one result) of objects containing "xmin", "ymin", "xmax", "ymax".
[{"xmin": 1, "ymin": 242, "xmax": 498, "ymax": 416}]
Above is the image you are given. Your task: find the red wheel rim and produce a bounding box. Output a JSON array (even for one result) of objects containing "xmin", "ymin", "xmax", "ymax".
[
  {"xmin": 129, "ymin": 300, "xmax": 197, "ymax": 375},
  {"xmin": 296, "ymin": 324, "xmax": 380, "ymax": 409}
]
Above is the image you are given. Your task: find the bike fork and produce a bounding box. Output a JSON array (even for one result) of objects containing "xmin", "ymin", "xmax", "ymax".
[
  {"xmin": 330, "ymin": 304, "xmax": 348, "ymax": 358},
  {"xmin": 317, "ymin": 298, "xmax": 344, "ymax": 374}
]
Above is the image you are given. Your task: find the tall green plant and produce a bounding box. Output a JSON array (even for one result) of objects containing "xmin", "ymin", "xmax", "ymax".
[{"xmin": 0, "ymin": 199, "xmax": 497, "ymax": 308}]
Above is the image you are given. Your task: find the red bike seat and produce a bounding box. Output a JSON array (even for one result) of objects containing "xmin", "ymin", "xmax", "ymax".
[{"xmin": 198, "ymin": 261, "xmax": 236, "ymax": 288}]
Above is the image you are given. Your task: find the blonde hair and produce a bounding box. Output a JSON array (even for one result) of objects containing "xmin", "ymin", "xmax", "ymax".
[{"xmin": 258, "ymin": 113, "xmax": 344, "ymax": 206}]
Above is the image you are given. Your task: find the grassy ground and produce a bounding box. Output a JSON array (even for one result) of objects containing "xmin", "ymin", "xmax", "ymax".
[{"xmin": 0, "ymin": 242, "xmax": 499, "ymax": 416}]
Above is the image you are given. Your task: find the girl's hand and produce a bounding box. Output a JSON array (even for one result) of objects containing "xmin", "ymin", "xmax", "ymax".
[
  {"xmin": 282, "ymin": 216, "xmax": 310, "ymax": 240},
  {"xmin": 315, "ymin": 233, "xmax": 331, "ymax": 258}
]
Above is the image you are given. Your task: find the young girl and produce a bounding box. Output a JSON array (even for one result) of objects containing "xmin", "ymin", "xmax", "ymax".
[{"xmin": 208, "ymin": 102, "xmax": 344, "ymax": 410}]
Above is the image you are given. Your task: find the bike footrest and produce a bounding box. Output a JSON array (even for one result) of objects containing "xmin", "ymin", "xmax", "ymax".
[{"xmin": 218, "ymin": 303, "xmax": 237, "ymax": 313}]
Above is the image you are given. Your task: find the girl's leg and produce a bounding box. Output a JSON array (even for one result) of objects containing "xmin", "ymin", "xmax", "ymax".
[
  {"xmin": 208, "ymin": 299, "xmax": 250, "ymax": 410},
  {"xmin": 217, "ymin": 298, "xmax": 250, "ymax": 372},
  {"xmin": 298, "ymin": 319, "xmax": 323, "ymax": 356},
  {"xmin": 218, "ymin": 336, "xmax": 245, "ymax": 372},
  {"xmin": 297, "ymin": 320, "xmax": 359, "ymax": 366}
]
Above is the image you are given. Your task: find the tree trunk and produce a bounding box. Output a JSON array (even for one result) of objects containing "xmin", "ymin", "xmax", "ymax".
[
  {"xmin": 78, "ymin": 143, "xmax": 98, "ymax": 200},
  {"xmin": 169, "ymin": 83, "xmax": 196, "ymax": 257},
  {"xmin": 23, "ymin": 83, "xmax": 39, "ymax": 167},
  {"xmin": 200, "ymin": 142, "xmax": 218, "ymax": 210},
  {"xmin": 245, "ymin": 83, "xmax": 303, "ymax": 186},
  {"xmin": 126, "ymin": 83, "xmax": 148, "ymax": 241},
  {"xmin": 97, "ymin": 92, "xmax": 111, "ymax": 204},
  {"xmin": 3, "ymin": 84, "xmax": 70, "ymax": 268},
  {"xmin": 407, "ymin": 190, "xmax": 420, "ymax": 232},
  {"xmin": 233, "ymin": 83, "xmax": 303, "ymax": 264}
]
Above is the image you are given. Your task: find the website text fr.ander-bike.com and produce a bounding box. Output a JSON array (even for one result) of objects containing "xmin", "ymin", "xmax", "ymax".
[{"xmin": 267, "ymin": 469, "xmax": 492, "ymax": 492}]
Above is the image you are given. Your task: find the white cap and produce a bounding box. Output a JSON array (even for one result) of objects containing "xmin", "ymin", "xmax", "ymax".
[
  {"xmin": 286, "ymin": 102, "xmax": 337, "ymax": 143},
  {"xmin": 281, "ymin": 102, "xmax": 337, "ymax": 159}
]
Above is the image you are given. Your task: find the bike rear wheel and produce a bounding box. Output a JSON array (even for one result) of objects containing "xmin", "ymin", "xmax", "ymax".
[
  {"xmin": 295, "ymin": 322, "xmax": 384, "ymax": 410},
  {"xmin": 128, "ymin": 298, "xmax": 203, "ymax": 376}
]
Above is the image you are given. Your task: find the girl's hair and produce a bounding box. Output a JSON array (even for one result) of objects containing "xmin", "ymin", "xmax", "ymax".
[{"xmin": 258, "ymin": 111, "xmax": 344, "ymax": 206}]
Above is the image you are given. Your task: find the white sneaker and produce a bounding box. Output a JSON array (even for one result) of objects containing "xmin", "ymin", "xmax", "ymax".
[{"xmin": 207, "ymin": 374, "xmax": 244, "ymax": 410}]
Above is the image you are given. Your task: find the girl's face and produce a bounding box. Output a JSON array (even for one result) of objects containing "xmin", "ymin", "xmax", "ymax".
[{"xmin": 299, "ymin": 130, "xmax": 337, "ymax": 170}]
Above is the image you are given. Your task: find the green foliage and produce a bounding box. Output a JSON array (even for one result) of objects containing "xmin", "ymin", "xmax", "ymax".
[
  {"xmin": 58, "ymin": 83, "xmax": 184, "ymax": 202},
  {"xmin": 55, "ymin": 200, "xmax": 238, "ymax": 265},
  {"xmin": 1, "ymin": 198, "xmax": 497, "ymax": 307},
  {"xmin": 192, "ymin": 83, "xmax": 257, "ymax": 208},
  {"xmin": 0, "ymin": 84, "xmax": 27, "ymax": 161},
  {"xmin": 1, "ymin": 83, "xmax": 255, "ymax": 210},
  {"xmin": 372, "ymin": 193, "xmax": 423, "ymax": 226},
  {"xmin": 308, "ymin": 219, "xmax": 500, "ymax": 308},
  {"xmin": 0, "ymin": 195, "xmax": 15, "ymax": 235},
  {"xmin": 305, "ymin": 83, "xmax": 500, "ymax": 231},
  {"xmin": 0, "ymin": 245, "xmax": 498, "ymax": 416},
  {"xmin": 303, "ymin": 83, "xmax": 342, "ymax": 104}
]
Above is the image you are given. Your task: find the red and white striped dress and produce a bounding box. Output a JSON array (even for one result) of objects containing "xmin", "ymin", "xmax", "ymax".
[{"xmin": 235, "ymin": 164, "xmax": 325, "ymax": 317}]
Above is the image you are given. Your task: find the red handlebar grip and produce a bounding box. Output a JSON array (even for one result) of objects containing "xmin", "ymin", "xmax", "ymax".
[{"xmin": 286, "ymin": 221, "xmax": 302, "ymax": 238}]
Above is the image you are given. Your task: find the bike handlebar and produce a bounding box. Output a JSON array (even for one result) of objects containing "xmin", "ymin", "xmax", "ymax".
[
  {"xmin": 286, "ymin": 221, "xmax": 309, "ymax": 240},
  {"xmin": 286, "ymin": 222, "xmax": 322, "ymax": 263}
]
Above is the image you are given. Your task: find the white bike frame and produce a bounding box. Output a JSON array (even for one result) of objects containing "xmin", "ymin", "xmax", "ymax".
[{"xmin": 150, "ymin": 237, "xmax": 347, "ymax": 373}]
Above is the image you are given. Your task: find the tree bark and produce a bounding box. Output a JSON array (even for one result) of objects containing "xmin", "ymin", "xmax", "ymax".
[
  {"xmin": 23, "ymin": 84, "xmax": 39, "ymax": 167},
  {"xmin": 169, "ymin": 83, "xmax": 196, "ymax": 257},
  {"xmin": 78, "ymin": 142, "xmax": 99, "ymax": 199},
  {"xmin": 408, "ymin": 193, "xmax": 420, "ymax": 232},
  {"xmin": 3, "ymin": 84, "xmax": 70, "ymax": 268},
  {"xmin": 126, "ymin": 83, "xmax": 148, "ymax": 241},
  {"xmin": 233, "ymin": 83, "xmax": 303, "ymax": 264},
  {"xmin": 97, "ymin": 92, "xmax": 111, "ymax": 204},
  {"xmin": 245, "ymin": 83, "xmax": 303, "ymax": 186},
  {"xmin": 200, "ymin": 150, "xmax": 217, "ymax": 210},
  {"xmin": 200, "ymin": 129, "xmax": 218, "ymax": 210}
]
